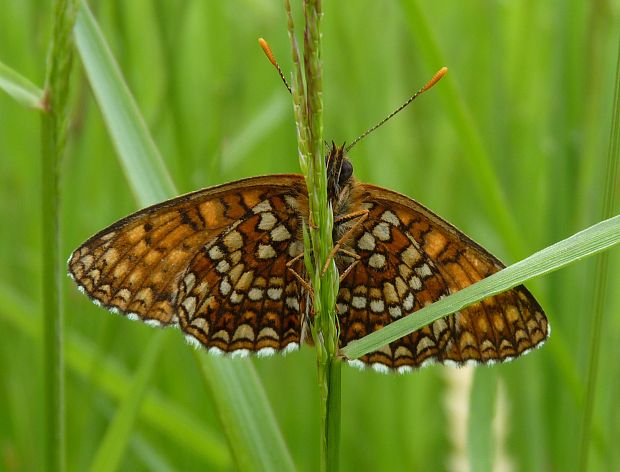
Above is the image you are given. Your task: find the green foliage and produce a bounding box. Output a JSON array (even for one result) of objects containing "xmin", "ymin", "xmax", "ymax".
[{"xmin": 0, "ymin": 1, "xmax": 618, "ymax": 471}]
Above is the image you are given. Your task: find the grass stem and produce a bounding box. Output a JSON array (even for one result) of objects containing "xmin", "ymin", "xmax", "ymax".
[{"xmin": 41, "ymin": 0, "xmax": 78, "ymax": 470}]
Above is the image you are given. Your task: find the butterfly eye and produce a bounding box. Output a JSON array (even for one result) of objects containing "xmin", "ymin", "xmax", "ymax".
[{"xmin": 338, "ymin": 160, "xmax": 353, "ymax": 185}]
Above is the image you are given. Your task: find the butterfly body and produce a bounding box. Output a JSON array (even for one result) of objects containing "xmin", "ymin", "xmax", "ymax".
[{"xmin": 69, "ymin": 144, "xmax": 548, "ymax": 372}]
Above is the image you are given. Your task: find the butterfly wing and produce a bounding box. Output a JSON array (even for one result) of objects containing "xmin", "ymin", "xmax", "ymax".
[
  {"xmin": 68, "ymin": 175, "xmax": 310, "ymax": 355},
  {"xmin": 336, "ymin": 182, "xmax": 549, "ymax": 372}
]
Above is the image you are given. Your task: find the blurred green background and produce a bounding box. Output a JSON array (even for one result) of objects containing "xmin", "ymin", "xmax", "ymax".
[{"xmin": 1, "ymin": 0, "xmax": 619, "ymax": 470}]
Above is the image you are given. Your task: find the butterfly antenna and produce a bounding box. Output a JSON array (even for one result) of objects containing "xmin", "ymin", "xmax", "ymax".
[
  {"xmin": 346, "ymin": 67, "xmax": 448, "ymax": 152},
  {"xmin": 258, "ymin": 38, "xmax": 292, "ymax": 94}
]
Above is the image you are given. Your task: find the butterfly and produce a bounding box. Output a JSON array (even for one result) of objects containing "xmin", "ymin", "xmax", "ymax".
[{"xmin": 68, "ymin": 141, "xmax": 549, "ymax": 374}]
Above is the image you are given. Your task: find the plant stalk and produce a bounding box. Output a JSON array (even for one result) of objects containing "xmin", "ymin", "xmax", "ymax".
[
  {"xmin": 285, "ymin": 0, "xmax": 341, "ymax": 470},
  {"xmin": 577, "ymin": 33, "xmax": 620, "ymax": 472},
  {"xmin": 41, "ymin": 0, "xmax": 78, "ymax": 470}
]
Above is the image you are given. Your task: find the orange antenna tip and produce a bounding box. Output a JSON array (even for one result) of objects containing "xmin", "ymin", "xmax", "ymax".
[
  {"xmin": 421, "ymin": 66, "xmax": 448, "ymax": 93},
  {"xmin": 258, "ymin": 37, "xmax": 292, "ymax": 94},
  {"xmin": 258, "ymin": 38, "xmax": 277, "ymax": 66},
  {"xmin": 346, "ymin": 66, "xmax": 448, "ymax": 152}
]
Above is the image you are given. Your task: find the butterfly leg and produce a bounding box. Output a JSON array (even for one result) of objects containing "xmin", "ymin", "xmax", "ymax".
[
  {"xmin": 286, "ymin": 253, "xmax": 314, "ymax": 294},
  {"xmin": 336, "ymin": 248, "xmax": 361, "ymax": 282},
  {"xmin": 321, "ymin": 209, "xmax": 369, "ymax": 275}
]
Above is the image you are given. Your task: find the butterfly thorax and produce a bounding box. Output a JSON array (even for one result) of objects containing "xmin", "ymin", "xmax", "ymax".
[{"xmin": 326, "ymin": 143, "xmax": 354, "ymax": 206}]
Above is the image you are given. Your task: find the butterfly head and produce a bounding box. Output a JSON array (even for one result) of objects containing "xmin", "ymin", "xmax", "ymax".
[{"xmin": 326, "ymin": 142, "xmax": 354, "ymax": 205}]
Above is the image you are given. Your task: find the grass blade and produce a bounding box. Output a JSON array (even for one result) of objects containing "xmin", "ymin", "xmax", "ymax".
[
  {"xmin": 342, "ymin": 215, "xmax": 620, "ymax": 359},
  {"xmin": 88, "ymin": 332, "xmax": 165, "ymax": 472},
  {"xmin": 73, "ymin": 3, "xmax": 294, "ymax": 468},
  {"xmin": 0, "ymin": 60, "xmax": 44, "ymax": 109},
  {"xmin": 0, "ymin": 284, "xmax": 231, "ymax": 469},
  {"xmin": 74, "ymin": 3, "xmax": 176, "ymax": 206},
  {"xmin": 399, "ymin": 0, "xmax": 526, "ymax": 258},
  {"xmin": 198, "ymin": 355, "xmax": 296, "ymax": 472}
]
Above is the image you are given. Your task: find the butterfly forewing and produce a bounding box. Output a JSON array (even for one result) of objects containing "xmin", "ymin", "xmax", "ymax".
[
  {"xmin": 335, "ymin": 182, "xmax": 549, "ymax": 372},
  {"xmin": 68, "ymin": 175, "xmax": 310, "ymax": 355}
]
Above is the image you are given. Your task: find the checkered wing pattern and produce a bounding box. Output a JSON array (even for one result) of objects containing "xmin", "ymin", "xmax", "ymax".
[
  {"xmin": 336, "ymin": 182, "xmax": 549, "ymax": 373},
  {"xmin": 68, "ymin": 175, "xmax": 309, "ymax": 356}
]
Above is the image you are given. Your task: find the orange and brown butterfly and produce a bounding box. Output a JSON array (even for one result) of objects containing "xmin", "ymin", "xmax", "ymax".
[{"xmin": 68, "ymin": 46, "xmax": 549, "ymax": 374}]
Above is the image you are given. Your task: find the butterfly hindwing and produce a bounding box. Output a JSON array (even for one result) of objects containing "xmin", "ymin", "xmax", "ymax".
[{"xmin": 175, "ymin": 190, "xmax": 308, "ymax": 355}]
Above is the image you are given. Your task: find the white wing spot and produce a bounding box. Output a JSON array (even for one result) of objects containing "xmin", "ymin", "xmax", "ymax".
[
  {"xmin": 267, "ymin": 287, "xmax": 283, "ymax": 300},
  {"xmin": 184, "ymin": 334, "xmax": 201, "ymax": 349},
  {"xmin": 183, "ymin": 272, "xmax": 196, "ymax": 291},
  {"xmin": 220, "ymin": 277, "xmax": 232, "ymax": 296},
  {"xmin": 372, "ymin": 222, "xmax": 391, "ymax": 241},
  {"xmin": 357, "ymin": 232, "xmax": 376, "ymax": 251},
  {"xmin": 252, "ymin": 200, "xmax": 273, "ymax": 213},
  {"xmin": 371, "ymin": 363, "xmax": 390, "ymax": 374},
  {"xmin": 370, "ymin": 299, "xmax": 385, "ymax": 313},
  {"xmin": 352, "ymin": 296, "xmax": 367, "ymax": 309},
  {"xmin": 271, "ymin": 224, "xmax": 291, "ymax": 241},
  {"xmin": 403, "ymin": 293, "xmax": 414, "ymax": 310},
  {"xmin": 415, "ymin": 263, "xmax": 433, "ymax": 278},
  {"xmin": 389, "ymin": 306, "xmax": 402, "ymax": 318},
  {"xmin": 182, "ymin": 296, "xmax": 197, "ymax": 316},
  {"xmin": 401, "ymin": 245, "xmax": 421, "ymax": 267},
  {"xmin": 209, "ymin": 346, "xmax": 225, "ymax": 357},
  {"xmin": 216, "ymin": 259, "xmax": 230, "ymax": 274},
  {"xmin": 285, "ymin": 297, "xmax": 300, "ymax": 310},
  {"xmin": 416, "ymin": 336, "xmax": 435, "ymax": 355},
  {"xmin": 248, "ymin": 288, "xmax": 264, "ymax": 301},
  {"xmin": 282, "ymin": 342, "xmax": 299, "ymax": 354},
  {"xmin": 420, "ymin": 357, "xmax": 438, "ymax": 369},
  {"xmin": 230, "ymin": 349, "xmax": 250, "ymax": 359},
  {"xmin": 230, "ymin": 291, "xmax": 243, "ymax": 304},
  {"xmin": 257, "ymin": 347, "xmax": 276, "ymax": 357},
  {"xmin": 257, "ymin": 244, "xmax": 277, "ymax": 259},
  {"xmin": 284, "ymin": 195, "xmax": 300, "ymax": 210},
  {"xmin": 223, "ymin": 230, "xmax": 243, "ymax": 251},
  {"xmin": 258, "ymin": 212, "xmax": 277, "ymax": 230},
  {"xmin": 288, "ymin": 240, "xmax": 304, "ymax": 257},
  {"xmin": 347, "ymin": 359, "xmax": 366, "ymax": 370},
  {"xmin": 380, "ymin": 210, "xmax": 400, "ymax": 226},
  {"xmin": 368, "ymin": 253, "xmax": 386, "ymax": 269},
  {"xmin": 409, "ymin": 275, "xmax": 422, "ymax": 290},
  {"xmin": 208, "ymin": 245, "xmax": 224, "ymax": 260}
]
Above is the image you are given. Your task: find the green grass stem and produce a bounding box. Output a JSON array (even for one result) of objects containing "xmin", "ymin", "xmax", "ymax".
[
  {"xmin": 578, "ymin": 35, "xmax": 620, "ymax": 472},
  {"xmin": 286, "ymin": 1, "xmax": 341, "ymax": 469},
  {"xmin": 41, "ymin": 0, "xmax": 79, "ymax": 470}
]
